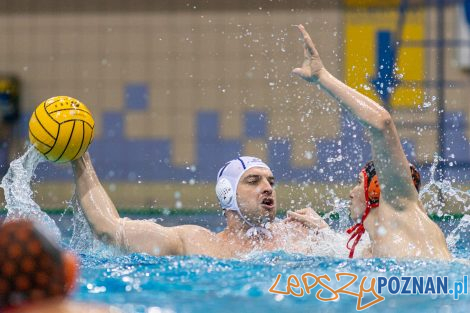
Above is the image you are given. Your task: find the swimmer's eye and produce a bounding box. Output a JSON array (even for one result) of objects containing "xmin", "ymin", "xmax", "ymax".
[
  {"xmin": 245, "ymin": 175, "xmax": 275, "ymax": 187},
  {"xmin": 247, "ymin": 177, "xmax": 260, "ymax": 184}
]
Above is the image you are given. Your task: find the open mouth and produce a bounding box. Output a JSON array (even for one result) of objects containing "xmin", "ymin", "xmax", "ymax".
[{"xmin": 261, "ymin": 198, "xmax": 274, "ymax": 208}]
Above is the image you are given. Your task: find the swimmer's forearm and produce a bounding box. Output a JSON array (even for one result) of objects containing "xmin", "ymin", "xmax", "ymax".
[
  {"xmin": 72, "ymin": 154, "xmax": 122, "ymax": 243},
  {"xmin": 316, "ymin": 69, "xmax": 392, "ymax": 131}
]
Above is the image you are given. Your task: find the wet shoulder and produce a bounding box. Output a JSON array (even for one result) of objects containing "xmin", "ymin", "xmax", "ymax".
[
  {"xmin": 173, "ymin": 225, "xmax": 231, "ymax": 257},
  {"xmin": 173, "ymin": 224, "xmax": 217, "ymax": 240},
  {"xmin": 379, "ymin": 197, "xmax": 425, "ymax": 217}
]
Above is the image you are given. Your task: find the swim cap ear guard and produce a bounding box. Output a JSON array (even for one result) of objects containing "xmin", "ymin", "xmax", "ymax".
[
  {"xmin": 216, "ymin": 177, "xmax": 234, "ymax": 208},
  {"xmin": 367, "ymin": 175, "xmax": 380, "ymax": 203}
]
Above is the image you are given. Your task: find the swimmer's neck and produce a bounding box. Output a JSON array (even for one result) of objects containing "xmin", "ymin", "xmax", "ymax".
[
  {"xmin": 362, "ymin": 208, "xmax": 380, "ymax": 242},
  {"xmin": 222, "ymin": 211, "xmax": 273, "ymax": 241}
]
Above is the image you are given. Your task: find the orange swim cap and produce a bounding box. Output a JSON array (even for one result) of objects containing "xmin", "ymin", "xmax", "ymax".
[{"xmin": 0, "ymin": 220, "xmax": 76, "ymax": 309}]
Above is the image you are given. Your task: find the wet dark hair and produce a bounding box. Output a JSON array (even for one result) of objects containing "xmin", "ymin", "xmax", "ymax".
[{"xmin": 0, "ymin": 220, "xmax": 67, "ymax": 309}]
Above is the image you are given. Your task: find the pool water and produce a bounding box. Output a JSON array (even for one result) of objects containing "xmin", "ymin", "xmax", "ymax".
[
  {"xmin": 73, "ymin": 252, "xmax": 469, "ymax": 313},
  {"xmin": 58, "ymin": 214, "xmax": 470, "ymax": 313},
  {"xmin": 1, "ymin": 150, "xmax": 469, "ymax": 313}
]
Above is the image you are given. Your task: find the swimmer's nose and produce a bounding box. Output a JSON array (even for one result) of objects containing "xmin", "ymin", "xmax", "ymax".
[
  {"xmin": 261, "ymin": 179, "xmax": 273, "ymax": 195},
  {"xmin": 263, "ymin": 186, "xmax": 273, "ymax": 195}
]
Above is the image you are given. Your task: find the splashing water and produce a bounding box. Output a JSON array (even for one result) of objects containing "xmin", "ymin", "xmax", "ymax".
[
  {"xmin": 1, "ymin": 145, "xmax": 120, "ymax": 256},
  {"xmin": 419, "ymin": 154, "xmax": 470, "ymax": 215},
  {"xmin": 318, "ymin": 192, "xmax": 373, "ymax": 258},
  {"xmin": 0, "ymin": 145, "xmax": 61, "ymax": 241},
  {"xmin": 417, "ymin": 154, "xmax": 470, "ymax": 256},
  {"xmin": 65, "ymin": 191, "xmax": 121, "ymax": 257},
  {"xmin": 446, "ymin": 214, "xmax": 470, "ymax": 257},
  {"xmin": 67, "ymin": 192, "xmax": 99, "ymax": 251},
  {"xmin": 323, "ymin": 188, "xmax": 352, "ymax": 230}
]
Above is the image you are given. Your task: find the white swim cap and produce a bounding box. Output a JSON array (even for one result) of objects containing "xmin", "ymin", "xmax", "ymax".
[{"xmin": 215, "ymin": 156, "xmax": 270, "ymax": 212}]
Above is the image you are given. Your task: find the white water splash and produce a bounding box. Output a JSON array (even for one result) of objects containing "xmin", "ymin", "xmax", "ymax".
[
  {"xmin": 268, "ymin": 188, "xmax": 370, "ymax": 258},
  {"xmin": 67, "ymin": 192, "xmax": 95, "ymax": 251},
  {"xmin": 419, "ymin": 154, "xmax": 470, "ymax": 216},
  {"xmin": 446, "ymin": 214, "xmax": 470, "ymax": 252},
  {"xmin": 65, "ymin": 190, "xmax": 125, "ymax": 257},
  {"xmin": 0, "ymin": 145, "xmax": 61, "ymax": 242},
  {"xmin": 323, "ymin": 190, "xmax": 352, "ymax": 231},
  {"xmin": 418, "ymin": 154, "xmax": 470, "ymax": 255}
]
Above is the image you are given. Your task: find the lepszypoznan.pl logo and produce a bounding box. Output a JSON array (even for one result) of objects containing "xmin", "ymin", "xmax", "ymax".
[{"xmin": 269, "ymin": 273, "xmax": 468, "ymax": 310}]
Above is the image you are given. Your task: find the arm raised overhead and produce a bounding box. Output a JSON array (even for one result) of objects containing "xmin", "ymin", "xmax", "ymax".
[{"xmin": 292, "ymin": 25, "xmax": 418, "ymax": 209}]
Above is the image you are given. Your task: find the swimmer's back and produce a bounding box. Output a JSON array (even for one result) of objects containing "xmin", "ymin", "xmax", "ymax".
[{"xmin": 372, "ymin": 200, "xmax": 451, "ymax": 260}]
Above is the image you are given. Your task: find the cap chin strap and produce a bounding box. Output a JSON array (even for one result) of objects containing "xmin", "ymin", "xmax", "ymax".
[
  {"xmin": 245, "ymin": 226, "xmax": 273, "ymax": 239},
  {"xmin": 346, "ymin": 169, "xmax": 378, "ymax": 258},
  {"xmin": 226, "ymin": 208, "xmax": 273, "ymax": 239}
]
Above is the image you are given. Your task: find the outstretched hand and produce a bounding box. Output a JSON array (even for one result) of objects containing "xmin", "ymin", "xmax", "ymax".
[
  {"xmin": 286, "ymin": 207, "xmax": 329, "ymax": 230},
  {"xmin": 292, "ymin": 24, "xmax": 325, "ymax": 83}
]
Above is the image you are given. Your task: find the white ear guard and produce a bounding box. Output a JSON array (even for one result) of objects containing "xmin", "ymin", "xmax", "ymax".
[{"xmin": 216, "ymin": 177, "xmax": 233, "ymax": 208}]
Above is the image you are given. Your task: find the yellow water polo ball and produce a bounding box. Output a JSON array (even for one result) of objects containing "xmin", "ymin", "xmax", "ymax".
[{"xmin": 28, "ymin": 96, "xmax": 95, "ymax": 163}]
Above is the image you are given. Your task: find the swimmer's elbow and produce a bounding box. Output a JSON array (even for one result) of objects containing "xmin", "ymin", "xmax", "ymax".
[
  {"xmin": 167, "ymin": 233, "xmax": 185, "ymax": 255},
  {"xmin": 95, "ymin": 232, "xmax": 117, "ymax": 245},
  {"xmin": 375, "ymin": 112, "xmax": 393, "ymax": 131},
  {"xmin": 90, "ymin": 219, "xmax": 124, "ymax": 246}
]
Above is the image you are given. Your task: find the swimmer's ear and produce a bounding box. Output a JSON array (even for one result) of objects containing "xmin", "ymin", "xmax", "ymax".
[
  {"xmin": 63, "ymin": 251, "xmax": 79, "ymax": 293},
  {"xmin": 368, "ymin": 175, "xmax": 381, "ymax": 202}
]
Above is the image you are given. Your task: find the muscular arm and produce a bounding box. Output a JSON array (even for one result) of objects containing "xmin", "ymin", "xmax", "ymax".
[
  {"xmin": 292, "ymin": 25, "xmax": 418, "ymax": 208},
  {"xmin": 72, "ymin": 153, "xmax": 184, "ymax": 255}
]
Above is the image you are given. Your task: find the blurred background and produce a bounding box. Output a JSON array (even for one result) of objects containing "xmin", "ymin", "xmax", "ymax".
[{"xmin": 0, "ymin": 0, "xmax": 469, "ymax": 213}]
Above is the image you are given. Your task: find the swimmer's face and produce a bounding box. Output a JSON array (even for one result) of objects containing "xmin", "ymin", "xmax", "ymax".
[
  {"xmin": 236, "ymin": 167, "xmax": 276, "ymax": 225},
  {"xmin": 349, "ymin": 172, "xmax": 366, "ymax": 221}
]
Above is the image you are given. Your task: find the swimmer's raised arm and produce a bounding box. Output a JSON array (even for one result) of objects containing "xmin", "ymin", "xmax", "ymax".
[
  {"xmin": 292, "ymin": 25, "xmax": 418, "ymax": 208},
  {"xmin": 72, "ymin": 153, "xmax": 184, "ymax": 255}
]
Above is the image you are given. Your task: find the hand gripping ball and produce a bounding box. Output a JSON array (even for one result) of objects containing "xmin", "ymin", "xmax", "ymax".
[{"xmin": 29, "ymin": 96, "xmax": 94, "ymax": 163}]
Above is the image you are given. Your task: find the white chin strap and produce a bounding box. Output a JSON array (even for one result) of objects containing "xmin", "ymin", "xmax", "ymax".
[
  {"xmin": 245, "ymin": 225, "xmax": 273, "ymax": 239},
  {"xmin": 234, "ymin": 209, "xmax": 273, "ymax": 239}
]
